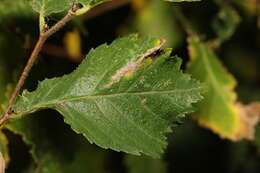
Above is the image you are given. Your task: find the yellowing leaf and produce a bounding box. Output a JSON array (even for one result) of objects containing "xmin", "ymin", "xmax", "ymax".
[
  {"xmin": 63, "ymin": 29, "xmax": 82, "ymax": 61},
  {"xmin": 187, "ymin": 36, "xmax": 260, "ymax": 140}
]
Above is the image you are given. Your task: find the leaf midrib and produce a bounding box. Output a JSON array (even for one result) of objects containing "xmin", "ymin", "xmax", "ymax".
[
  {"xmin": 198, "ymin": 42, "xmax": 236, "ymax": 132},
  {"xmin": 199, "ymin": 44, "xmax": 231, "ymax": 106},
  {"xmin": 21, "ymin": 87, "xmax": 202, "ymax": 112}
]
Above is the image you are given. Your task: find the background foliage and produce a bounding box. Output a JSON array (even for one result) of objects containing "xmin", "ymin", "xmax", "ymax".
[{"xmin": 0, "ymin": 0, "xmax": 260, "ymax": 172}]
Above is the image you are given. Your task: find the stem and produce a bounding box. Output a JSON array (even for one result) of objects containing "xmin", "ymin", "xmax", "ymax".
[{"xmin": 0, "ymin": 8, "xmax": 77, "ymax": 126}]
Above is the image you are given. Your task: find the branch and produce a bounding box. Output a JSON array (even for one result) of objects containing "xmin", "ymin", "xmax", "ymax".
[{"xmin": 0, "ymin": 6, "xmax": 78, "ymax": 126}]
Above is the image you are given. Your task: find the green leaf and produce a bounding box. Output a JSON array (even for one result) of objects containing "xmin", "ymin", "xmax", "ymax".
[
  {"xmin": 125, "ymin": 155, "xmax": 167, "ymax": 173},
  {"xmin": 32, "ymin": 0, "xmax": 110, "ymax": 16},
  {"xmin": 187, "ymin": 36, "xmax": 255, "ymax": 140},
  {"xmin": 134, "ymin": 0, "xmax": 184, "ymax": 48},
  {"xmin": 0, "ymin": 0, "xmax": 36, "ymax": 22},
  {"xmin": 32, "ymin": 0, "xmax": 71, "ymax": 16},
  {"xmin": 13, "ymin": 34, "xmax": 203, "ymax": 158}
]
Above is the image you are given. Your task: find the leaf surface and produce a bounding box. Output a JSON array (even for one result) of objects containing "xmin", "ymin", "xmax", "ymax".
[{"xmin": 13, "ymin": 34, "xmax": 203, "ymax": 157}]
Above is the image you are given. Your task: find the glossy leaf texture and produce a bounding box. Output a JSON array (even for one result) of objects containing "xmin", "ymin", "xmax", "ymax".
[
  {"xmin": 13, "ymin": 34, "xmax": 203, "ymax": 158},
  {"xmin": 31, "ymin": 0, "xmax": 110, "ymax": 16},
  {"xmin": 187, "ymin": 36, "xmax": 258, "ymax": 140}
]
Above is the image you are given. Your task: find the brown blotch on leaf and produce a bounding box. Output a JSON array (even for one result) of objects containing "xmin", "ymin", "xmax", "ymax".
[
  {"xmin": 105, "ymin": 39, "xmax": 166, "ymax": 88},
  {"xmin": 236, "ymin": 102, "xmax": 260, "ymax": 140},
  {"xmin": 59, "ymin": 102, "xmax": 67, "ymax": 107},
  {"xmin": 141, "ymin": 98, "xmax": 148, "ymax": 104}
]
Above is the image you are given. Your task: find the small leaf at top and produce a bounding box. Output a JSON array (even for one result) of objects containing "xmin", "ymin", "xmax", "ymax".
[
  {"xmin": 0, "ymin": 0, "xmax": 36, "ymax": 22},
  {"xmin": 13, "ymin": 34, "xmax": 203, "ymax": 158},
  {"xmin": 31, "ymin": 0, "xmax": 110, "ymax": 17}
]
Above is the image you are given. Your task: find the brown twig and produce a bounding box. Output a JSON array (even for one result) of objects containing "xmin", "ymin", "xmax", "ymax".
[{"xmin": 0, "ymin": 6, "xmax": 78, "ymax": 126}]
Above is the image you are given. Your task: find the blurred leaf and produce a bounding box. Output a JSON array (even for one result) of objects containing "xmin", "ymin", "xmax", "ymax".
[
  {"xmin": 63, "ymin": 29, "xmax": 82, "ymax": 61},
  {"xmin": 211, "ymin": 6, "xmax": 240, "ymax": 45},
  {"xmin": 0, "ymin": 0, "xmax": 36, "ymax": 22},
  {"xmin": 187, "ymin": 36, "xmax": 260, "ymax": 140},
  {"xmin": 125, "ymin": 155, "xmax": 167, "ymax": 173},
  {"xmin": 13, "ymin": 34, "xmax": 203, "ymax": 158},
  {"xmin": 31, "ymin": 0, "xmax": 71, "ymax": 16},
  {"xmin": 134, "ymin": 0, "xmax": 184, "ymax": 48}
]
